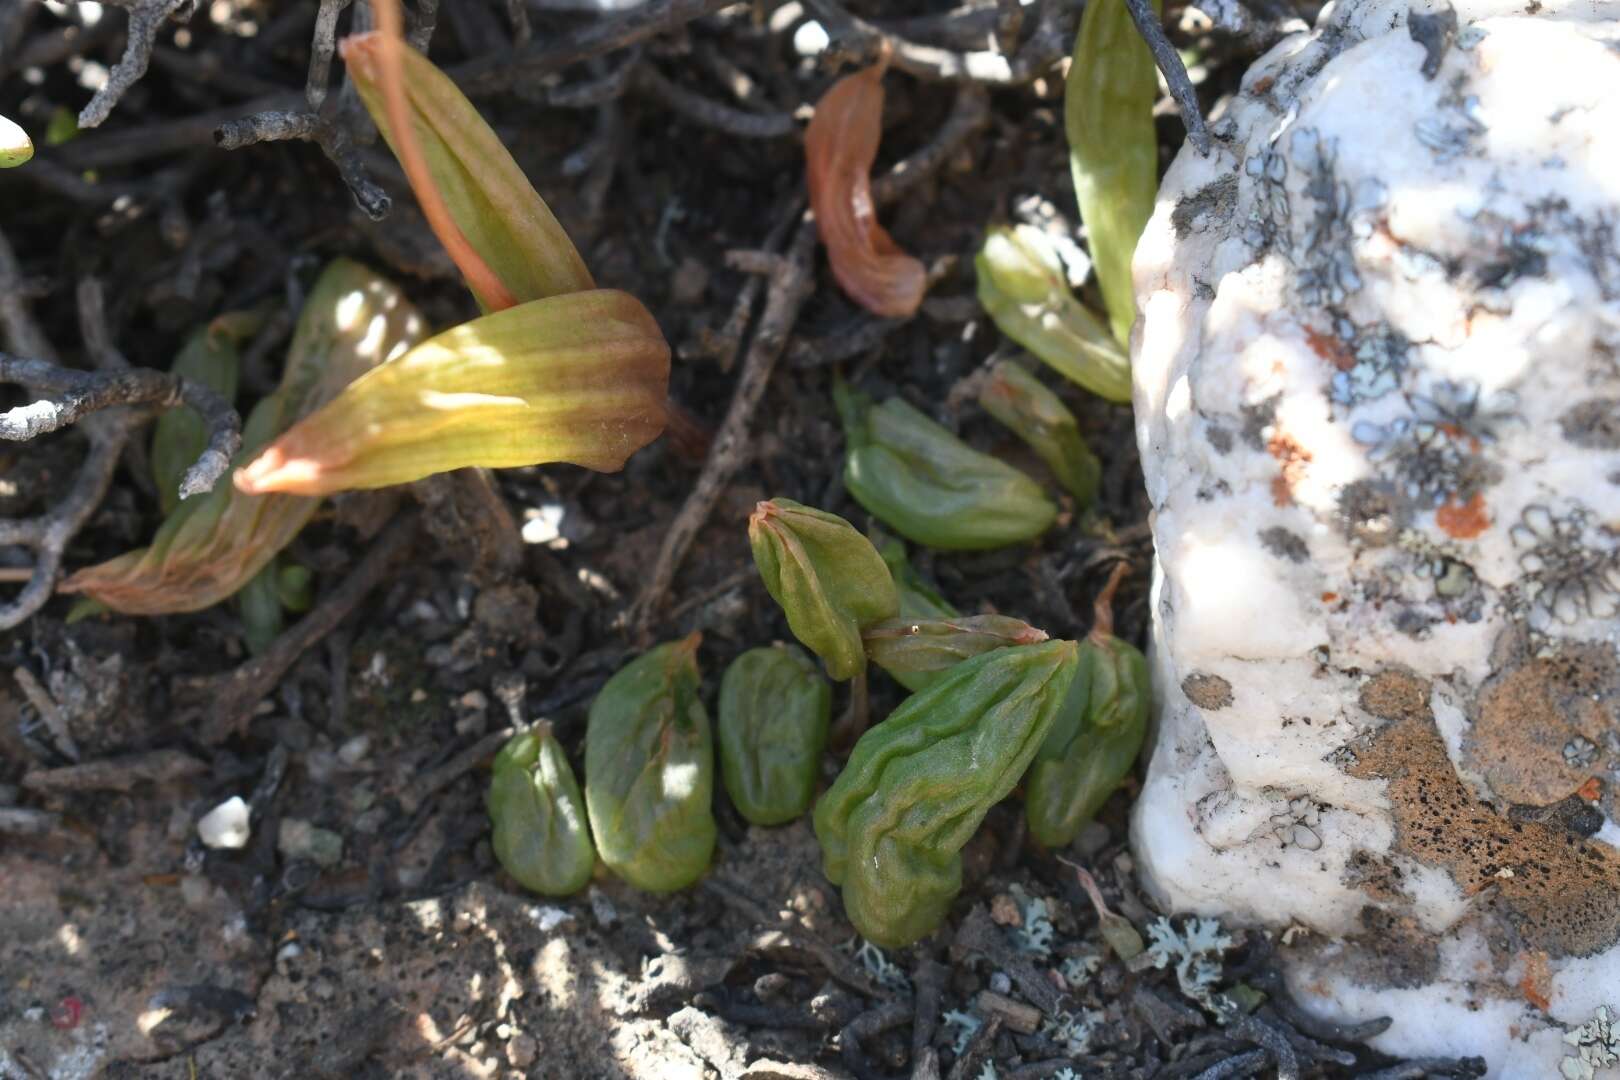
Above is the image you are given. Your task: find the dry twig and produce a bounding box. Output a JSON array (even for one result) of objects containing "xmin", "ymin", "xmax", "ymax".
[
  {"xmin": 806, "ymin": 0, "xmax": 1070, "ymax": 85},
  {"xmin": 192, "ymin": 511, "xmax": 420, "ymax": 743},
  {"xmin": 78, "ymin": 0, "xmax": 197, "ymax": 129},
  {"xmin": 628, "ymin": 210, "xmax": 816, "ymax": 640},
  {"xmin": 22, "ymin": 749, "xmax": 207, "ymax": 793}
]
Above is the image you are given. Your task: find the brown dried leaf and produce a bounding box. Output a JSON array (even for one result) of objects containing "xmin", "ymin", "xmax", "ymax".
[{"xmin": 805, "ymin": 63, "xmax": 926, "ymax": 318}]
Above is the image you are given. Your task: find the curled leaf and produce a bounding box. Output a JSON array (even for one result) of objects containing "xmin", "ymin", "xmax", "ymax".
[
  {"xmin": 805, "ymin": 62, "xmax": 926, "ymax": 318},
  {"xmin": 749, "ymin": 499, "xmax": 899, "ymax": 682},
  {"xmin": 1067, "ymin": 0, "xmax": 1161, "ymax": 346},
  {"xmin": 234, "ymin": 289, "xmax": 670, "ymax": 496},
  {"xmin": 341, "ymin": 30, "xmax": 592, "ymax": 310},
  {"xmin": 836, "ymin": 380, "xmax": 1055, "ymax": 551},
  {"xmin": 863, "ymin": 614, "xmax": 1048, "ymax": 692},
  {"xmin": 980, "ymin": 360, "xmax": 1101, "ymax": 507},
  {"xmin": 976, "ymin": 225, "xmax": 1131, "ymax": 403},
  {"xmin": 61, "ymin": 261, "xmax": 424, "ymax": 614}
]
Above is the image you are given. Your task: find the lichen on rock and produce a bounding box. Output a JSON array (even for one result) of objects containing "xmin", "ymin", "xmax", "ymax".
[{"xmin": 1129, "ymin": 0, "xmax": 1620, "ymax": 1071}]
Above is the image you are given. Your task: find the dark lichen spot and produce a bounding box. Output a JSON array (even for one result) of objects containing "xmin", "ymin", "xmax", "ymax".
[
  {"xmin": 1241, "ymin": 396, "xmax": 1280, "ymax": 452},
  {"xmin": 1348, "ymin": 669, "xmax": 1620, "ymax": 959},
  {"xmin": 1560, "ymin": 399, "xmax": 1620, "ymax": 450},
  {"xmin": 1407, "ymin": 4, "xmax": 1458, "ymax": 80},
  {"xmin": 1182, "ymin": 672, "xmax": 1234, "ymax": 710},
  {"xmin": 1348, "ymin": 906, "xmax": 1441, "ymax": 988},
  {"xmin": 1259, "ymin": 526, "xmax": 1310, "ymax": 563},
  {"xmin": 1206, "ymin": 424, "xmax": 1234, "ymax": 455},
  {"xmin": 1338, "ymin": 479, "xmax": 1404, "ymax": 547},
  {"xmin": 1172, "ymin": 175, "xmax": 1239, "ymax": 240}
]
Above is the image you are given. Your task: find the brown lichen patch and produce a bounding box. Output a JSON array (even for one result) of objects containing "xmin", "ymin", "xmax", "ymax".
[
  {"xmin": 1305, "ymin": 326, "xmax": 1356, "ymax": 371},
  {"xmin": 1469, "ymin": 643, "xmax": 1619, "ymax": 811},
  {"xmin": 1347, "ymin": 669, "xmax": 1620, "ymax": 958},
  {"xmin": 1182, "ymin": 672, "xmax": 1234, "ymax": 710},
  {"xmin": 1342, "ymin": 848, "xmax": 1410, "ymax": 905},
  {"xmin": 1435, "ymin": 493, "xmax": 1490, "ymax": 540},
  {"xmin": 1344, "ymin": 906, "xmax": 1441, "ymax": 990},
  {"xmin": 1267, "ymin": 430, "xmax": 1312, "ymax": 507}
]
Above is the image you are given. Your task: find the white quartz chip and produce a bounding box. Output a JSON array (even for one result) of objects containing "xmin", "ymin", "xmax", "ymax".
[{"xmin": 197, "ymin": 796, "xmax": 251, "ymax": 849}]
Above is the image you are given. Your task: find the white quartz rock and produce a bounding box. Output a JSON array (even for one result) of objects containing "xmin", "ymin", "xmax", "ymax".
[
  {"xmin": 1129, "ymin": 0, "xmax": 1620, "ymax": 1072},
  {"xmin": 197, "ymin": 796, "xmax": 251, "ymax": 849}
]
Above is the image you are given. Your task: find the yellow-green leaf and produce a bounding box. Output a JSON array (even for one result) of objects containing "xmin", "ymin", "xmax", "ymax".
[
  {"xmin": 976, "ymin": 225, "xmax": 1131, "ymax": 403},
  {"xmin": 60, "ymin": 260, "xmax": 425, "ymax": 614},
  {"xmin": 342, "ymin": 32, "xmax": 594, "ymax": 310},
  {"xmin": 234, "ymin": 289, "xmax": 671, "ymax": 497},
  {"xmin": 1066, "ymin": 0, "xmax": 1161, "ymax": 346}
]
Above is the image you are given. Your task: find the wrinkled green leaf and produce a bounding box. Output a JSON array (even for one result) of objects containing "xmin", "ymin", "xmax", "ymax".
[
  {"xmin": 749, "ymin": 499, "xmax": 899, "ymax": 681},
  {"xmin": 1025, "ymin": 579, "xmax": 1149, "ymax": 847},
  {"xmin": 584, "ymin": 635, "xmax": 715, "ymax": 893},
  {"xmin": 863, "ymin": 615, "xmax": 1047, "ymax": 693},
  {"xmin": 814, "ymin": 640, "xmax": 1079, "ymax": 947},
  {"xmin": 718, "ymin": 645, "xmax": 831, "ymax": 826},
  {"xmin": 836, "ymin": 381, "xmax": 1055, "ymax": 551},
  {"xmin": 1067, "ymin": 0, "xmax": 1161, "ymax": 346},
  {"xmin": 980, "ymin": 360, "xmax": 1101, "ymax": 507},
  {"xmin": 976, "ymin": 225, "xmax": 1130, "ymax": 403},
  {"xmin": 489, "ymin": 725, "xmax": 597, "ymax": 896}
]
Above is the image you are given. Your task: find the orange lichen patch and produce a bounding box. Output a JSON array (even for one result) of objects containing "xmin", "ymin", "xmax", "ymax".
[
  {"xmin": 1436, "ymin": 493, "xmax": 1490, "ymax": 539},
  {"xmin": 1305, "ymin": 327, "xmax": 1356, "ymax": 371},
  {"xmin": 1266, "ymin": 430, "xmax": 1312, "ymax": 507},
  {"xmin": 1518, "ymin": 951, "xmax": 1552, "ymax": 1011},
  {"xmin": 1322, "ymin": 592, "xmax": 1338, "ymax": 604},
  {"xmin": 1347, "ymin": 670, "xmax": 1620, "ymax": 958},
  {"xmin": 1469, "ymin": 643, "xmax": 1618, "ymax": 809},
  {"xmin": 1577, "ymin": 777, "xmax": 1604, "ymax": 802}
]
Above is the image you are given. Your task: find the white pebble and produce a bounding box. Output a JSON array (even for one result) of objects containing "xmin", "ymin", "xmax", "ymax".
[{"xmin": 197, "ymin": 796, "xmax": 251, "ymax": 849}]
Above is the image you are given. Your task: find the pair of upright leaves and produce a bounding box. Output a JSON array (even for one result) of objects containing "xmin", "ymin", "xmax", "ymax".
[{"xmin": 67, "ymin": 32, "xmax": 669, "ymax": 615}]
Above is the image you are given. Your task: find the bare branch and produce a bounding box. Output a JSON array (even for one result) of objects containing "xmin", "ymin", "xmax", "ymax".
[
  {"xmin": 0, "ymin": 354, "xmax": 240, "ymax": 499},
  {"xmin": 805, "ymin": 0, "xmax": 1071, "ymax": 85},
  {"xmin": 308, "ymin": 0, "xmax": 356, "ymax": 108},
  {"xmin": 214, "ymin": 110, "xmax": 391, "ymax": 220},
  {"xmin": 634, "ymin": 64, "xmax": 798, "ymax": 139},
  {"xmin": 78, "ymin": 0, "xmax": 197, "ymax": 129}
]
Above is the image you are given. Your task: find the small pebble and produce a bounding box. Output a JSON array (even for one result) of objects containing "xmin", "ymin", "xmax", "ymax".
[
  {"xmin": 338, "ymin": 734, "xmax": 371, "ymax": 767},
  {"xmin": 754, "ymin": 972, "xmax": 790, "ymax": 1002},
  {"xmin": 989, "ymin": 971, "xmax": 1012, "ymax": 995},
  {"xmin": 197, "ymin": 796, "xmax": 251, "ymax": 849},
  {"xmin": 588, "ymin": 887, "xmax": 618, "ymax": 928},
  {"xmin": 278, "ymin": 818, "xmax": 344, "ymax": 868},
  {"xmin": 989, "ymin": 892, "xmax": 1022, "ymax": 928},
  {"xmin": 506, "ymin": 1033, "xmax": 537, "ymax": 1068}
]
